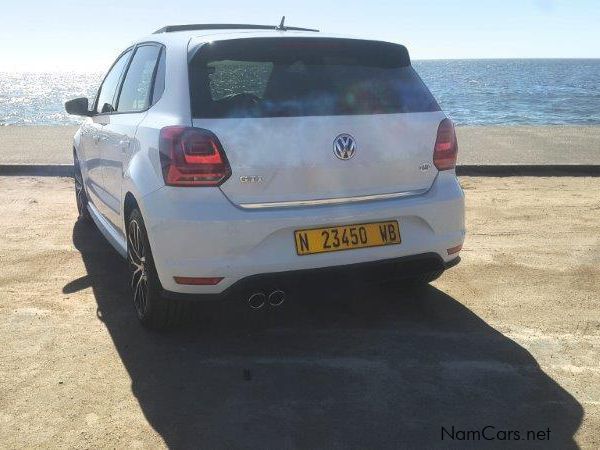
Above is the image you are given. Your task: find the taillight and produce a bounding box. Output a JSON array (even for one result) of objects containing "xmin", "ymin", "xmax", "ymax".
[
  {"xmin": 159, "ymin": 126, "xmax": 231, "ymax": 186},
  {"xmin": 433, "ymin": 118, "xmax": 458, "ymax": 171}
]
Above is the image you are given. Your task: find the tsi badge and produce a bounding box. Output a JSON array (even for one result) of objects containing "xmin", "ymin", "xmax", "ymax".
[
  {"xmin": 419, "ymin": 162, "xmax": 431, "ymax": 172},
  {"xmin": 240, "ymin": 175, "xmax": 264, "ymax": 184}
]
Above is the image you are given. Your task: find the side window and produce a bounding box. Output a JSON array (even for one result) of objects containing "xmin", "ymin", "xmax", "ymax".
[
  {"xmin": 95, "ymin": 50, "xmax": 132, "ymax": 114},
  {"xmin": 116, "ymin": 45, "xmax": 161, "ymax": 113},
  {"xmin": 152, "ymin": 49, "xmax": 166, "ymax": 106}
]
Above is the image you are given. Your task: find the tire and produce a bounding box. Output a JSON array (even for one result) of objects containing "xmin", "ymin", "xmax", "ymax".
[
  {"xmin": 73, "ymin": 151, "xmax": 91, "ymax": 222},
  {"xmin": 127, "ymin": 208, "xmax": 187, "ymax": 330}
]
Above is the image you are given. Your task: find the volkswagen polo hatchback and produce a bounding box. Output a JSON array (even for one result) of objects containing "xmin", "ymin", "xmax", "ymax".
[{"xmin": 66, "ymin": 22, "xmax": 465, "ymax": 329}]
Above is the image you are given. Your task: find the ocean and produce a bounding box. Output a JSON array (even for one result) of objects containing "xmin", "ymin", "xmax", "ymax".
[{"xmin": 1, "ymin": 59, "xmax": 599, "ymax": 126}]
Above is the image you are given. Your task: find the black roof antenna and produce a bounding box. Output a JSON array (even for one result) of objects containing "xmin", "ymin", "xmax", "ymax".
[{"xmin": 276, "ymin": 16, "xmax": 286, "ymax": 31}]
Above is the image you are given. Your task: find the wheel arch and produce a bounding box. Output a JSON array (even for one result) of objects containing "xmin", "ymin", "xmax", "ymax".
[
  {"xmin": 73, "ymin": 126, "xmax": 83, "ymax": 158},
  {"xmin": 73, "ymin": 145, "xmax": 84, "ymax": 174},
  {"xmin": 123, "ymin": 191, "xmax": 140, "ymax": 230}
]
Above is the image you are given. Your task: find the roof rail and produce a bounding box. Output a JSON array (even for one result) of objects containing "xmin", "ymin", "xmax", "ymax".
[{"xmin": 153, "ymin": 23, "xmax": 319, "ymax": 34}]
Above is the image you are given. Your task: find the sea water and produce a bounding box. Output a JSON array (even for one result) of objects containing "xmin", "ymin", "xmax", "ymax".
[{"xmin": 1, "ymin": 59, "xmax": 598, "ymax": 126}]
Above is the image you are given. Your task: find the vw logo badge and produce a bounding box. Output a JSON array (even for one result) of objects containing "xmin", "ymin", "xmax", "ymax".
[{"xmin": 333, "ymin": 134, "xmax": 356, "ymax": 160}]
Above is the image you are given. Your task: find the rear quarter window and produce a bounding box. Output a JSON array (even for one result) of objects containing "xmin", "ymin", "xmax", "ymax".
[{"xmin": 189, "ymin": 38, "xmax": 440, "ymax": 118}]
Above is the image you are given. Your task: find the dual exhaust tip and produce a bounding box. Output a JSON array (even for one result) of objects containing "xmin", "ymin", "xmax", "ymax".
[{"xmin": 248, "ymin": 290, "xmax": 286, "ymax": 309}]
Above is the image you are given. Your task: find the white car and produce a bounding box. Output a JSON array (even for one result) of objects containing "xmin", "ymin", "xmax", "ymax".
[{"xmin": 66, "ymin": 22, "xmax": 465, "ymax": 329}]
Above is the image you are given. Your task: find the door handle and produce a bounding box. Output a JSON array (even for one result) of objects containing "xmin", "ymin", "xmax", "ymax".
[
  {"xmin": 119, "ymin": 139, "xmax": 131, "ymax": 152},
  {"xmin": 93, "ymin": 134, "xmax": 107, "ymax": 144}
]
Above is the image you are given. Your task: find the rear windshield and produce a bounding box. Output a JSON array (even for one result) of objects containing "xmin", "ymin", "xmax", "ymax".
[{"xmin": 189, "ymin": 38, "xmax": 440, "ymax": 118}]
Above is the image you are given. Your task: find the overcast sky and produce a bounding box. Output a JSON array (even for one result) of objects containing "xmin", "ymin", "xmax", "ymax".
[{"xmin": 1, "ymin": 0, "xmax": 599, "ymax": 72}]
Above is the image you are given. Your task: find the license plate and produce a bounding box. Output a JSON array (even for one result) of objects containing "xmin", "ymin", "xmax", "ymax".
[{"xmin": 294, "ymin": 221, "xmax": 401, "ymax": 255}]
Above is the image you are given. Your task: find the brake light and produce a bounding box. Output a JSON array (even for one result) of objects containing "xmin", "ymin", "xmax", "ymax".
[
  {"xmin": 159, "ymin": 126, "xmax": 231, "ymax": 186},
  {"xmin": 433, "ymin": 119, "xmax": 458, "ymax": 171}
]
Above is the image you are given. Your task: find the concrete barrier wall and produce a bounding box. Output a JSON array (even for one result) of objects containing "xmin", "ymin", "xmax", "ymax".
[{"xmin": 1, "ymin": 164, "xmax": 600, "ymax": 178}]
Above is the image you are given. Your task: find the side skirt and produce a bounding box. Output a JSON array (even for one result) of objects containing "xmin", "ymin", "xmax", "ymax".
[{"xmin": 87, "ymin": 202, "xmax": 128, "ymax": 259}]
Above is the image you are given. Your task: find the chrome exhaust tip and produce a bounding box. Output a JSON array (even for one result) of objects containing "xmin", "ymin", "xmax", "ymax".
[
  {"xmin": 248, "ymin": 292, "xmax": 266, "ymax": 309},
  {"xmin": 268, "ymin": 290, "xmax": 286, "ymax": 307}
]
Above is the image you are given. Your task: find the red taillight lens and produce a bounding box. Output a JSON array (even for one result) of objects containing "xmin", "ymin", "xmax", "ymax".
[
  {"xmin": 433, "ymin": 119, "xmax": 458, "ymax": 171},
  {"xmin": 159, "ymin": 126, "xmax": 231, "ymax": 186}
]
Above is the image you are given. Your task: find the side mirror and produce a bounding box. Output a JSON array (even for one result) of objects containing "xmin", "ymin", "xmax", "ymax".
[{"xmin": 65, "ymin": 97, "xmax": 92, "ymax": 116}]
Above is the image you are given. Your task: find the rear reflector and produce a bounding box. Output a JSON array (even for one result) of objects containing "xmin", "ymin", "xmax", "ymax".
[
  {"xmin": 447, "ymin": 244, "xmax": 463, "ymax": 255},
  {"xmin": 433, "ymin": 118, "xmax": 458, "ymax": 171},
  {"xmin": 159, "ymin": 126, "xmax": 231, "ymax": 186},
  {"xmin": 173, "ymin": 276, "xmax": 224, "ymax": 285}
]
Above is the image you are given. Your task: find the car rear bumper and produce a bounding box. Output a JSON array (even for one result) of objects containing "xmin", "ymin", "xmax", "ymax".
[
  {"xmin": 162, "ymin": 253, "xmax": 460, "ymax": 301},
  {"xmin": 139, "ymin": 171, "xmax": 465, "ymax": 296}
]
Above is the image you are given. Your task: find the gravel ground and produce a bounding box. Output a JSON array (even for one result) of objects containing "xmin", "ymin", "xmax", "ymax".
[
  {"xmin": 1, "ymin": 125, "xmax": 600, "ymax": 165},
  {"xmin": 0, "ymin": 176, "xmax": 599, "ymax": 448}
]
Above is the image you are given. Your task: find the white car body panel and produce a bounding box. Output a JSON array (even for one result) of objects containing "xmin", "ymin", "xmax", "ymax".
[
  {"xmin": 72, "ymin": 28, "xmax": 465, "ymax": 298},
  {"xmin": 193, "ymin": 112, "xmax": 444, "ymax": 206},
  {"xmin": 141, "ymin": 170, "xmax": 464, "ymax": 294}
]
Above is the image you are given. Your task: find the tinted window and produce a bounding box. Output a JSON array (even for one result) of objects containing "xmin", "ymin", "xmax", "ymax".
[
  {"xmin": 189, "ymin": 38, "xmax": 440, "ymax": 118},
  {"xmin": 96, "ymin": 50, "xmax": 132, "ymax": 114},
  {"xmin": 208, "ymin": 61, "xmax": 272, "ymax": 101},
  {"xmin": 117, "ymin": 45, "xmax": 161, "ymax": 113},
  {"xmin": 152, "ymin": 49, "xmax": 166, "ymax": 105}
]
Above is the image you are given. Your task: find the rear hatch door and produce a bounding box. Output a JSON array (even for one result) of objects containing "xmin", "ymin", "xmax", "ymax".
[{"xmin": 188, "ymin": 37, "xmax": 445, "ymax": 206}]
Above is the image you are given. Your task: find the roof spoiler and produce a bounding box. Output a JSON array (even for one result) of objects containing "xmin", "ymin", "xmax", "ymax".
[{"xmin": 153, "ymin": 18, "xmax": 319, "ymax": 34}]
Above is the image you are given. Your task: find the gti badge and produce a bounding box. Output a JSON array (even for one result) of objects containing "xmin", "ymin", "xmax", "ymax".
[
  {"xmin": 240, "ymin": 175, "xmax": 263, "ymax": 184},
  {"xmin": 333, "ymin": 134, "xmax": 356, "ymax": 160}
]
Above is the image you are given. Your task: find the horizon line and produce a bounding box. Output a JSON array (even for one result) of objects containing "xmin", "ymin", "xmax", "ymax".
[{"xmin": 2, "ymin": 56, "xmax": 599, "ymax": 74}]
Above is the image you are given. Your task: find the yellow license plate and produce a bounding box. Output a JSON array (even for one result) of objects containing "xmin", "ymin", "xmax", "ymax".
[{"xmin": 294, "ymin": 221, "xmax": 401, "ymax": 255}]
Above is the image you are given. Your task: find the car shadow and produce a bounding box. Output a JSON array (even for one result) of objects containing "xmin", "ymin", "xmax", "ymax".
[{"xmin": 66, "ymin": 220, "xmax": 583, "ymax": 449}]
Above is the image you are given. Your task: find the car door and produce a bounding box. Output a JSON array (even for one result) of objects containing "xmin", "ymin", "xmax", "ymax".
[
  {"xmin": 85, "ymin": 49, "xmax": 132, "ymax": 217},
  {"xmin": 99, "ymin": 44, "xmax": 164, "ymax": 229}
]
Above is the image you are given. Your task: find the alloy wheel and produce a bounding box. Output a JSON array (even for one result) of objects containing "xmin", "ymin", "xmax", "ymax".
[
  {"xmin": 128, "ymin": 219, "xmax": 149, "ymax": 318},
  {"xmin": 74, "ymin": 160, "xmax": 86, "ymax": 215}
]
